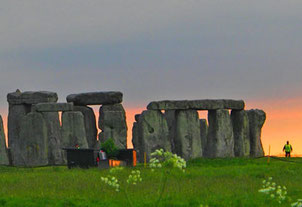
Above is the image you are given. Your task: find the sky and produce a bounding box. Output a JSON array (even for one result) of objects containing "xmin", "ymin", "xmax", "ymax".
[{"xmin": 1, "ymin": 0, "xmax": 302, "ymax": 155}]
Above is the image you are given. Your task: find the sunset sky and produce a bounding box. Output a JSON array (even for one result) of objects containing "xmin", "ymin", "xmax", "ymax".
[{"xmin": 1, "ymin": 1, "xmax": 302, "ymax": 155}]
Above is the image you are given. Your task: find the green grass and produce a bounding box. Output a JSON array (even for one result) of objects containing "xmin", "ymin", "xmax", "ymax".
[{"xmin": 0, "ymin": 157, "xmax": 302, "ymax": 206}]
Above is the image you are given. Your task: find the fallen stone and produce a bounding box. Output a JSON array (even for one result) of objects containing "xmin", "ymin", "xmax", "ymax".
[
  {"xmin": 200, "ymin": 119, "xmax": 208, "ymax": 157},
  {"xmin": 8, "ymin": 104, "xmax": 31, "ymax": 166},
  {"xmin": 174, "ymin": 110, "xmax": 202, "ymax": 160},
  {"xmin": 98, "ymin": 104, "xmax": 127, "ymax": 149},
  {"xmin": 41, "ymin": 112, "xmax": 64, "ymax": 165},
  {"xmin": 137, "ymin": 110, "xmax": 171, "ymax": 162},
  {"xmin": 61, "ymin": 111, "xmax": 88, "ymax": 149},
  {"xmin": 0, "ymin": 115, "xmax": 9, "ymax": 165},
  {"xmin": 247, "ymin": 109, "xmax": 266, "ymax": 157},
  {"xmin": 7, "ymin": 90, "xmax": 58, "ymax": 105},
  {"xmin": 66, "ymin": 91, "xmax": 123, "ymax": 105},
  {"xmin": 147, "ymin": 99, "xmax": 245, "ymax": 110},
  {"xmin": 74, "ymin": 106, "xmax": 97, "ymax": 148},
  {"xmin": 19, "ymin": 112, "xmax": 48, "ymax": 166},
  {"xmin": 207, "ymin": 109, "xmax": 234, "ymax": 157},
  {"xmin": 231, "ymin": 110, "xmax": 250, "ymax": 157},
  {"xmin": 33, "ymin": 103, "xmax": 73, "ymax": 112}
]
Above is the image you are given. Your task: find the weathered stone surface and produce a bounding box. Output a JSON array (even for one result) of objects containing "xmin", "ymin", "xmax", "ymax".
[
  {"xmin": 61, "ymin": 112, "xmax": 88, "ymax": 148},
  {"xmin": 207, "ymin": 109, "xmax": 234, "ymax": 157},
  {"xmin": 247, "ymin": 109, "xmax": 266, "ymax": 157},
  {"xmin": 131, "ymin": 122, "xmax": 140, "ymax": 161},
  {"xmin": 0, "ymin": 116, "xmax": 9, "ymax": 165},
  {"xmin": 7, "ymin": 91, "xmax": 58, "ymax": 105},
  {"xmin": 137, "ymin": 110, "xmax": 171, "ymax": 162},
  {"xmin": 99, "ymin": 104, "xmax": 127, "ymax": 149},
  {"xmin": 41, "ymin": 112, "xmax": 64, "ymax": 165},
  {"xmin": 164, "ymin": 110, "xmax": 177, "ymax": 154},
  {"xmin": 200, "ymin": 119, "xmax": 208, "ymax": 157},
  {"xmin": 74, "ymin": 106, "xmax": 97, "ymax": 148},
  {"xmin": 147, "ymin": 99, "xmax": 245, "ymax": 110},
  {"xmin": 33, "ymin": 103, "xmax": 73, "ymax": 112},
  {"xmin": 67, "ymin": 91, "xmax": 123, "ymax": 105},
  {"xmin": 174, "ymin": 110, "xmax": 202, "ymax": 160},
  {"xmin": 231, "ymin": 110, "xmax": 250, "ymax": 157},
  {"xmin": 8, "ymin": 104, "xmax": 31, "ymax": 166},
  {"xmin": 135, "ymin": 114, "xmax": 141, "ymax": 122},
  {"xmin": 19, "ymin": 112, "xmax": 48, "ymax": 166}
]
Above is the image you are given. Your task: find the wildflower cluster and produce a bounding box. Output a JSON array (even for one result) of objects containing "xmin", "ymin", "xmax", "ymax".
[
  {"xmin": 258, "ymin": 177, "xmax": 287, "ymax": 203},
  {"xmin": 101, "ymin": 176, "xmax": 120, "ymax": 192},
  {"xmin": 127, "ymin": 170, "xmax": 142, "ymax": 185},
  {"xmin": 292, "ymin": 199, "xmax": 302, "ymax": 207},
  {"xmin": 149, "ymin": 149, "xmax": 186, "ymax": 172}
]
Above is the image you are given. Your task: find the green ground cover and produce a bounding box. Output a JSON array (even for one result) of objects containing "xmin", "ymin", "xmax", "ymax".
[{"xmin": 0, "ymin": 157, "xmax": 301, "ymax": 207}]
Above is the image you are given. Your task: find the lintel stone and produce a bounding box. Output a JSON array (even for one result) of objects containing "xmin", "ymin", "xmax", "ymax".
[
  {"xmin": 7, "ymin": 91, "xmax": 58, "ymax": 105},
  {"xmin": 33, "ymin": 103, "xmax": 73, "ymax": 112},
  {"xmin": 66, "ymin": 91, "xmax": 123, "ymax": 105},
  {"xmin": 147, "ymin": 99, "xmax": 245, "ymax": 110}
]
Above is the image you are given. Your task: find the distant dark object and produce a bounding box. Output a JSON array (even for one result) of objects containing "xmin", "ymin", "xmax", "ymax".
[
  {"xmin": 63, "ymin": 148, "xmax": 97, "ymax": 169},
  {"xmin": 117, "ymin": 149, "xmax": 136, "ymax": 166},
  {"xmin": 63, "ymin": 148, "xmax": 136, "ymax": 169}
]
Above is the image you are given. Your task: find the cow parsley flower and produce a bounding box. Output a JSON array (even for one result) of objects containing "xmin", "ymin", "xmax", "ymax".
[{"xmin": 259, "ymin": 177, "xmax": 287, "ymax": 204}]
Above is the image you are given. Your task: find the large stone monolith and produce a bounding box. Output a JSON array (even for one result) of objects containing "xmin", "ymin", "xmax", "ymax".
[
  {"xmin": 174, "ymin": 110, "xmax": 202, "ymax": 160},
  {"xmin": 61, "ymin": 111, "xmax": 88, "ymax": 148},
  {"xmin": 137, "ymin": 110, "xmax": 170, "ymax": 162},
  {"xmin": 231, "ymin": 110, "xmax": 250, "ymax": 157},
  {"xmin": 98, "ymin": 104, "xmax": 127, "ymax": 149},
  {"xmin": 131, "ymin": 122, "xmax": 140, "ymax": 161},
  {"xmin": 200, "ymin": 119, "xmax": 208, "ymax": 157},
  {"xmin": 8, "ymin": 104, "xmax": 31, "ymax": 165},
  {"xmin": 0, "ymin": 116, "xmax": 9, "ymax": 165},
  {"xmin": 207, "ymin": 109, "xmax": 234, "ymax": 158},
  {"xmin": 19, "ymin": 112, "xmax": 48, "ymax": 166},
  {"xmin": 247, "ymin": 109, "xmax": 266, "ymax": 157},
  {"xmin": 42, "ymin": 112, "xmax": 64, "ymax": 165},
  {"xmin": 74, "ymin": 106, "xmax": 97, "ymax": 148},
  {"xmin": 164, "ymin": 110, "xmax": 177, "ymax": 154}
]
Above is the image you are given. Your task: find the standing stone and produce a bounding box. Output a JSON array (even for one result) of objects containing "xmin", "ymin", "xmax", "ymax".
[
  {"xmin": 74, "ymin": 106, "xmax": 97, "ymax": 148},
  {"xmin": 174, "ymin": 110, "xmax": 202, "ymax": 160},
  {"xmin": 98, "ymin": 104, "xmax": 127, "ymax": 149},
  {"xmin": 8, "ymin": 104, "xmax": 31, "ymax": 165},
  {"xmin": 247, "ymin": 109, "xmax": 266, "ymax": 157},
  {"xmin": 42, "ymin": 112, "xmax": 64, "ymax": 165},
  {"xmin": 164, "ymin": 110, "xmax": 177, "ymax": 154},
  {"xmin": 231, "ymin": 110, "xmax": 250, "ymax": 157},
  {"xmin": 207, "ymin": 109, "xmax": 234, "ymax": 158},
  {"xmin": 137, "ymin": 110, "xmax": 170, "ymax": 162},
  {"xmin": 132, "ymin": 122, "xmax": 140, "ymax": 161},
  {"xmin": 0, "ymin": 116, "xmax": 9, "ymax": 165},
  {"xmin": 19, "ymin": 112, "xmax": 48, "ymax": 166},
  {"xmin": 200, "ymin": 119, "xmax": 208, "ymax": 157},
  {"xmin": 61, "ymin": 112, "xmax": 88, "ymax": 148}
]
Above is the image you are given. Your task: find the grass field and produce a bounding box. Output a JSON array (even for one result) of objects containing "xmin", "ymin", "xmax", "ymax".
[{"xmin": 0, "ymin": 157, "xmax": 302, "ymax": 207}]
